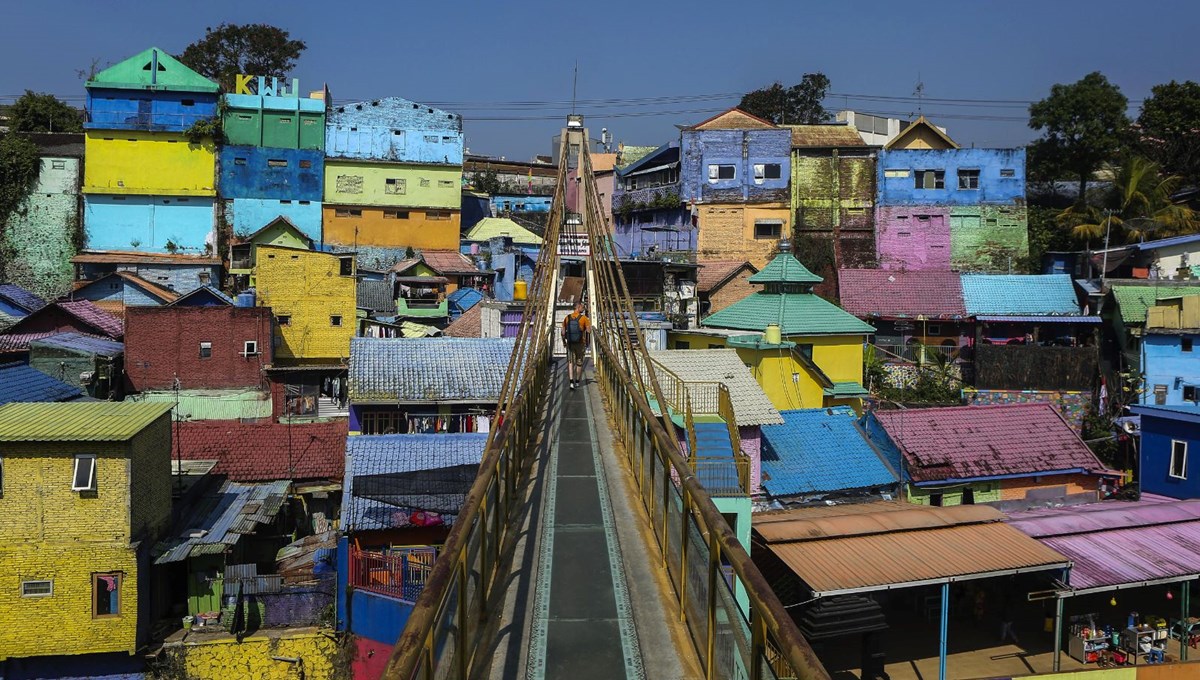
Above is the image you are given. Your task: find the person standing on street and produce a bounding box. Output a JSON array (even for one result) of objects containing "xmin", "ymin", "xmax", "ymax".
[{"xmin": 562, "ymin": 301, "xmax": 591, "ymax": 390}]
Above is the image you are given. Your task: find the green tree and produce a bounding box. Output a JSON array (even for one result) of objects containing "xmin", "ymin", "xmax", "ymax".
[
  {"xmin": 180, "ymin": 23, "xmax": 307, "ymax": 91},
  {"xmin": 1029, "ymin": 72, "xmax": 1130, "ymax": 202},
  {"xmin": 1136, "ymin": 80, "xmax": 1200, "ymax": 186},
  {"xmin": 0, "ymin": 132, "xmax": 43, "ymax": 281},
  {"xmin": 7, "ymin": 91, "xmax": 82, "ymax": 133},
  {"xmin": 738, "ymin": 74, "xmax": 831, "ymax": 125},
  {"xmin": 1056, "ymin": 156, "xmax": 1197, "ymax": 242}
]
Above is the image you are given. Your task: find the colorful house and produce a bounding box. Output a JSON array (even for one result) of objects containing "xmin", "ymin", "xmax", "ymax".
[
  {"xmin": 760, "ymin": 407, "xmax": 899, "ymax": 506},
  {"xmin": 28, "ymin": 333, "xmax": 125, "ymax": 400},
  {"xmin": 83, "ymin": 48, "xmax": 220, "ymax": 254},
  {"xmin": 681, "ymin": 109, "xmax": 793, "ymax": 268},
  {"xmin": 864, "ymin": 403, "xmax": 1113, "ymax": 506},
  {"xmin": 323, "ymin": 97, "xmax": 464, "ymax": 250},
  {"xmin": 69, "ymin": 270, "xmax": 179, "ymax": 317},
  {"xmin": 392, "ymin": 250, "xmax": 490, "ymax": 319},
  {"xmin": 124, "ymin": 304, "xmax": 273, "ymax": 392},
  {"xmin": 788, "ymin": 123, "xmax": 876, "ymax": 290},
  {"xmin": 253, "ymin": 244, "xmax": 356, "ymax": 363},
  {"xmin": 1130, "ymin": 404, "xmax": 1200, "ymax": 499},
  {"xmin": 1108, "ymin": 281, "xmax": 1200, "ymax": 375},
  {"xmin": 462, "ymin": 217, "xmax": 544, "ymax": 248},
  {"xmin": 685, "ymin": 245, "xmax": 875, "ymax": 411},
  {"xmin": 838, "ymin": 268, "xmax": 970, "ymax": 362},
  {"xmin": 3, "ymin": 300, "xmax": 124, "ymax": 341},
  {"xmin": 611, "ymin": 142, "xmax": 692, "ymax": 258},
  {"xmin": 71, "ymin": 250, "xmax": 223, "ymax": 295},
  {"xmin": 228, "ymin": 216, "xmax": 315, "ymax": 288},
  {"xmin": 0, "ymin": 401, "xmax": 174, "ymax": 661},
  {"xmin": 875, "ymin": 117, "xmax": 1027, "ymax": 272},
  {"xmin": 222, "ymin": 83, "xmax": 326, "ymax": 150},
  {"xmin": 1141, "ymin": 294, "xmax": 1200, "ymax": 405}
]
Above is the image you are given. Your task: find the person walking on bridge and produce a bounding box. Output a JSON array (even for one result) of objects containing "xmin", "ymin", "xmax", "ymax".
[{"xmin": 562, "ymin": 301, "xmax": 591, "ymax": 390}]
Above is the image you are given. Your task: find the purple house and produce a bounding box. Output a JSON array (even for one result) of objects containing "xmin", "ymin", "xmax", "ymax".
[{"xmin": 611, "ymin": 142, "xmax": 693, "ymax": 258}]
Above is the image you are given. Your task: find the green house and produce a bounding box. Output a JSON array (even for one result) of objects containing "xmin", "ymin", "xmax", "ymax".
[{"xmin": 223, "ymin": 92, "xmax": 326, "ymax": 150}]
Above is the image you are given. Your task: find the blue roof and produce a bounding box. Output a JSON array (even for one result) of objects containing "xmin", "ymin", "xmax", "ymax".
[
  {"xmin": 961, "ymin": 274, "xmax": 1081, "ymax": 316},
  {"xmin": 349, "ymin": 337, "xmax": 516, "ymax": 402},
  {"xmin": 760, "ymin": 407, "xmax": 898, "ymax": 498},
  {"xmin": 170, "ymin": 285, "xmax": 235, "ymax": 306},
  {"xmin": 447, "ymin": 287, "xmax": 484, "ymax": 314},
  {"xmin": 0, "ymin": 284, "xmax": 47, "ymax": 313},
  {"xmin": 1131, "ymin": 404, "xmax": 1200, "ymax": 424},
  {"xmin": 1136, "ymin": 233, "xmax": 1200, "ymax": 252},
  {"xmin": 343, "ymin": 434, "xmax": 487, "ymax": 531},
  {"xmin": 29, "ymin": 332, "xmax": 124, "ymax": 356},
  {"xmin": 0, "ymin": 362, "xmax": 84, "ymax": 405}
]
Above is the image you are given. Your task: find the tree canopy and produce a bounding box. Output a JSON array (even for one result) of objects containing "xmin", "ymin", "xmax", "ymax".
[
  {"xmin": 738, "ymin": 74, "xmax": 831, "ymax": 125},
  {"xmin": 7, "ymin": 91, "xmax": 82, "ymax": 133},
  {"xmin": 1028, "ymin": 72, "xmax": 1129, "ymax": 201},
  {"xmin": 180, "ymin": 23, "xmax": 307, "ymax": 91},
  {"xmin": 1136, "ymin": 80, "xmax": 1200, "ymax": 187},
  {"xmin": 1056, "ymin": 156, "xmax": 1196, "ymax": 243}
]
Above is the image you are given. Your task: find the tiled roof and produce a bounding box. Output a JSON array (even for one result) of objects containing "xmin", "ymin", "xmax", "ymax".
[
  {"xmin": 684, "ymin": 108, "xmax": 778, "ymax": 131},
  {"xmin": 749, "ymin": 251, "xmax": 823, "ymax": 284},
  {"xmin": 420, "ymin": 250, "xmax": 480, "ymax": 275},
  {"xmin": 56, "ymin": 300, "xmax": 125, "ymax": 338},
  {"xmin": 838, "ymin": 269, "xmax": 967, "ymax": 319},
  {"xmin": 648, "ymin": 349, "xmax": 783, "ymax": 426},
  {"xmin": 0, "ymin": 312, "xmax": 17, "ymax": 332},
  {"xmin": 349, "ymin": 337, "xmax": 515, "ymax": 402},
  {"xmin": 760, "ymin": 408, "xmax": 897, "ymax": 497},
  {"xmin": 177, "ymin": 420, "xmax": 349, "ymax": 482},
  {"xmin": 696, "ymin": 260, "xmax": 755, "ymax": 293},
  {"xmin": 0, "ymin": 401, "xmax": 172, "ymax": 441},
  {"xmin": 343, "ymin": 433, "xmax": 487, "ymax": 531},
  {"xmin": 463, "ymin": 218, "xmax": 544, "ymax": 246},
  {"xmin": 356, "ymin": 280, "xmax": 396, "ymax": 314},
  {"xmin": 703, "ymin": 292, "xmax": 876, "ymax": 336},
  {"xmin": 0, "ymin": 362, "xmax": 84, "ymax": 405},
  {"xmin": 0, "ymin": 284, "xmax": 47, "ymax": 313},
  {"xmin": 71, "ymin": 250, "xmax": 222, "ymax": 265},
  {"xmin": 961, "ymin": 275, "xmax": 1080, "ymax": 316},
  {"xmin": 443, "ymin": 304, "xmax": 482, "ymax": 338},
  {"xmin": 788, "ymin": 124, "xmax": 867, "ymax": 148},
  {"xmin": 872, "ymin": 403, "xmax": 1108, "ymax": 484},
  {"xmin": 29, "ymin": 331, "xmax": 124, "ymax": 356},
  {"xmin": 169, "ymin": 285, "xmax": 236, "ymax": 306},
  {"xmin": 0, "ymin": 332, "xmax": 62, "ymax": 352},
  {"xmin": 1111, "ymin": 283, "xmax": 1200, "ymax": 325}
]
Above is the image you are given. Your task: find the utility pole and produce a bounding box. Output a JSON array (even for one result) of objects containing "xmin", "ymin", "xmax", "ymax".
[{"xmin": 1100, "ymin": 209, "xmax": 1113, "ymax": 285}]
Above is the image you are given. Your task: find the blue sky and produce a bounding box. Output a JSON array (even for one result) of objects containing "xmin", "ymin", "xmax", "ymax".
[{"xmin": 3, "ymin": 0, "xmax": 1198, "ymax": 159}]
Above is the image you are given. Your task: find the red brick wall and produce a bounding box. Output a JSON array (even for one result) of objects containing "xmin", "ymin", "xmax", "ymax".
[
  {"xmin": 708, "ymin": 269, "xmax": 756, "ymax": 315},
  {"xmin": 125, "ymin": 306, "xmax": 273, "ymax": 391}
]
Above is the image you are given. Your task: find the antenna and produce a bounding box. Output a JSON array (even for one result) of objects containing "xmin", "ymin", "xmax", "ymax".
[
  {"xmin": 913, "ymin": 74, "xmax": 925, "ymax": 116},
  {"xmin": 572, "ymin": 61, "xmax": 579, "ymax": 115}
]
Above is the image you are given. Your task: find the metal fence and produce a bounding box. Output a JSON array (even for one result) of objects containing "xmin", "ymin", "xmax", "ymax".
[{"xmin": 348, "ymin": 547, "xmax": 437, "ymax": 603}]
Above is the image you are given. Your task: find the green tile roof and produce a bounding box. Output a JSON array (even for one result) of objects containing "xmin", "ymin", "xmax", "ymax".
[
  {"xmin": 823, "ymin": 381, "xmax": 870, "ymax": 398},
  {"xmin": 463, "ymin": 217, "xmax": 543, "ymax": 245},
  {"xmin": 87, "ymin": 47, "xmax": 219, "ymax": 92},
  {"xmin": 0, "ymin": 401, "xmax": 173, "ymax": 441},
  {"xmin": 748, "ymin": 252, "xmax": 823, "ymax": 284},
  {"xmin": 703, "ymin": 292, "xmax": 875, "ymax": 336},
  {"xmin": 1111, "ymin": 284, "xmax": 1200, "ymax": 325}
]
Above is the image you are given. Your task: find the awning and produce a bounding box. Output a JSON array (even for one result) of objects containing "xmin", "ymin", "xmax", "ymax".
[
  {"xmin": 755, "ymin": 503, "xmax": 1070, "ymax": 597},
  {"xmin": 975, "ymin": 315, "xmax": 1102, "ymax": 324},
  {"xmin": 395, "ymin": 276, "xmax": 449, "ymax": 284},
  {"xmin": 623, "ymin": 162, "xmax": 678, "ymax": 178}
]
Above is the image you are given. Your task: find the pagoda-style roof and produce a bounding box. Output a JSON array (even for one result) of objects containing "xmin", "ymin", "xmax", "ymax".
[
  {"xmin": 87, "ymin": 47, "xmax": 219, "ymax": 93},
  {"xmin": 748, "ymin": 250, "xmax": 823, "ymax": 285}
]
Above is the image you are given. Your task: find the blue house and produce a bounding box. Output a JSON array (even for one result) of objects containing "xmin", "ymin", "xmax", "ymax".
[
  {"xmin": 85, "ymin": 47, "xmax": 220, "ymax": 132},
  {"xmin": 69, "ymin": 271, "xmax": 179, "ymax": 309},
  {"xmin": 1141, "ymin": 294, "xmax": 1200, "ymax": 406},
  {"xmin": 759, "ymin": 407, "xmax": 900, "ymax": 506},
  {"xmin": 1131, "ymin": 404, "xmax": 1200, "ymax": 499},
  {"xmin": 325, "ymin": 97, "xmax": 462, "ymax": 164},
  {"xmin": 611, "ymin": 142, "xmax": 693, "ymax": 258},
  {"xmin": 225, "ymin": 197, "xmax": 323, "ymax": 243},
  {"xmin": 83, "ymin": 195, "xmax": 217, "ymax": 254},
  {"xmin": 218, "ymin": 146, "xmax": 324, "ymax": 202},
  {"xmin": 72, "ymin": 251, "xmax": 223, "ymax": 296},
  {"xmin": 680, "ymin": 110, "xmax": 792, "ymax": 205},
  {"xmin": 0, "ymin": 362, "xmax": 84, "ymax": 406}
]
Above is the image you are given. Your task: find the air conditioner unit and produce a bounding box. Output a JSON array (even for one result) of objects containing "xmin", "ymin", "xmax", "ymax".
[{"xmin": 79, "ymin": 371, "xmax": 95, "ymax": 385}]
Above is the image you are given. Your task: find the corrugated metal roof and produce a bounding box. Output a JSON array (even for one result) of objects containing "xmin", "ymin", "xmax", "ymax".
[
  {"xmin": 648, "ymin": 349, "xmax": 783, "ymax": 426},
  {"xmin": 0, "ymin": 284, "xmax": 47, "ymax": 313},
  {"xmin": 756, "ymin": 504, "xmax": 1070, "ymax": 596},
  {"xmin": 961, "ymin": 274, "xmax": 1081, "ymax": 316},
  {"xmin": 838, "ymin": 269, "xmax": 966, "ymax": 319},
  {"xmin": 975, "ymin": 315, "xmax": 1101, "ymax": 323},
  {"xmin": 1111, "ymin": 283, "xmax": 1200, "ymax": 325},
  {"xmin": 128, "ymin": 389, "xmax": 272, "ymax": 421},
  {"xmin": 0, "ymin": 401, "xmax": 173, "ymax": 441},
  {"xmin": 0, "ymin": 362, "xmax": 84, "ymax": 405},
  {"xmin": 30, "ymin": 331, "xmax": 124, "ymax": 356},
  {"xmin": 760, "ymin": 408, "xmax": 897, "ymax": 497},
  {"xmin": 349, "ymin": 337, "xmax": 515, "ymax": 403},
  {"xmin": 463, "ymin": 218, "xmax": 544, "ymax": 246},
  {"xmin": 155, "ymin": 480, "xmax": 291, "ymax": 564}
]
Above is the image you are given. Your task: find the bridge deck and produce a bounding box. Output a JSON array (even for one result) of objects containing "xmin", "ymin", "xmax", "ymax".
[{"xmin": 486, "ymin": 363, "xmax": 700, "ymax": 680}]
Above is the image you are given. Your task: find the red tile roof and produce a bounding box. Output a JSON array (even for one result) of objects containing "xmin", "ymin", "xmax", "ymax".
[
  {"xmin": 420, "ymin": 250, "xmax": 480, "ymax": 275},
  {"xmin": 0, "ymin": 332, "xmax": 62, "ymax": 352},
  {"xmin": 56, "ymin": 300, "xmax": 125, "ymax": 338},
  {"xmin": 177, "ymin": 420, "xmax": 348, "ymax": 482},
  {"xmin": 696, "ymin": 260, "xmax": 756, "ymax": 293},
  {"xmin": 443, "ymin": 304, "xmax": 482, "ymax": 338},
  {"xmin": 872, "ymin": 403, "xmax": 1108, "ymax": 483},
  {"xmin": 838, "ymin": 269, "xmax": 966, "ymax": 319}
]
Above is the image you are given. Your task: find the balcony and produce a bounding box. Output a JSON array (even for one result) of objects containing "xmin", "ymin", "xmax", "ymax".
[
  {"xmin": 396, "ymin": 297, "xmax": 449, "ymax": 318},
  {"xmin": 348, "ymin": 546, "xmax": 436, "ymax": 603},
  {"xmin": 874, "ymin": 342, "xmax": 963, "ymax": 365}
]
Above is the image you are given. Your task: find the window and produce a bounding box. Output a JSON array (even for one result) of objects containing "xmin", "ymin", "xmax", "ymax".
[
  {"xmin": 1185, "ymin": 338, "xmax": 1194, "ymax": 352},
  {"xmin": 675, "ymin": 341, "xmax": 690, "ymax": 349},
  {"xmin": 427, "ymin": 210, "xmax": 451, "ymax": 220},
  {"xmin": 957, "ymin": 169, "xmax": 980, "ymax": 190},
  {"xmin": 753, "ymin": 163, "xmax": 782, "ymax": 181},
  {"xmin": 384, "ymin": 178, "xmax": 407, "ymax": 195},
  {"xmin": 420, "ymin": 178, "xmax": 431, "ymax": 188},
  {"xmin": 93, "ymin": 573, "xmax": 120, "ymax": 617},
  {"xmin": 72, "ymin": 455, "xmax": 96, "ymax": 492},
  {"xmin": 708, "ymin": 164, "xmax": 736, "ymax": 181},
  {"xmin": 383, "ymin": 210, "xmax": 410, "ymax": 219},
  {"xmin": 1185, "ymin": 385, "xmax": 1198, "ymax": 403},
  {"xmin": 754, "ymin": 221, "xmax": 783, "ymax": 239},
  {"xmin": 442, "ymin": 136, "xmax": 453, "ymax": 142},
  {"xmin": 1155, "ymin": 384, "xmax": 1169, "ymax": 405},
  {"xmin": 51, "ymin": 160, "xmax": 66, "ymax": 170},
  {"xmin": 198, "ymin": 272, "xmax": 211, "ymax": 285},
  {"xmin": 1171, "ymin": 440, "xmax": 1188, "ymax": 479},
  {"xmin": 884, "ymin": 169, "xmax": 910, "ymax": 178},
  {"xmin": 438, "ymin": 180, "xmax": 455, "ymax": 188},
  {"xmin": 424, "ymin": 135, "xmax": 438, "ymax": 143},
  {"xmin": 243, "ymin": 340, "xmax": 259, "ymax": 356},
  {"xmin": 277, "ymin": 315, "xmax": 291, "ymax": 326},
  {"xmin": 199, "ymin": 342, "xmax": 212, "ymax": 359},
  {"xmin": 1000, "ymin": 168, "xmax": 1016, "ymax": 178},
  {"xmin": 929, "ymin": 493, "xmax": 943, "ymax": 507},
  {"xmin": 299, "ymin": 160, "xmax": 312, "ymax": 169},
  {"xmin": 330, "ymin": 315, "xmax": 343, "ymax": 327},
  {"xmin": 335, "ymin": 208, "xmax": 362, "ymax": 218},
  {"xmin": 236, "ymin": 114, "xmax": 252, "ymax": 121},
  {"xmin": 21, "ymin": 580, "xmax": 52, "ymax": 597},
  {"xmin": 361, "ymin": 410, "xmax": 405, "ymax": 435},
  {"xmin": 279, "ymin": 117, "xmax": 292, "ymax": 124},
  {"xmin": 796, "ymin": 344, "xmax": 814, "ymax": 359},
  {"xmin": 181, "ymin": 99, "xmax": 195, "ymax": 107},
  {"xmin": 285, "ymin": 383, "xmax": 319, "ymax": 417},
  {"xmin": 927, "ymin": 324, "xmax": 942, "ymax": 336},
  {"xmin": 267, "ymin": 159, "xmax": 288, "ymax": 168},
  {"xmin": 339, "ymin": 257, "xmax": 354, "ymax": 276},
  {"xmin": 914, "ymin": 170, "xmax": 945, "ymax": 189},
  {"xmin": 336, "ymin": 175, "xmax": 364, "ymax": 194},
  {"xmin": 962, "ymin": 488, "xmax": 975, "ymax": 505},
  {"xmin": 234, "ymin": 157, "xmax": 247, "ymax": 166}
]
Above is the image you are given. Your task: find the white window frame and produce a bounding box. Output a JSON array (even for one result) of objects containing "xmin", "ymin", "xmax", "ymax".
[
  {"xmin": 1171, "ymin": 440, "xmax": 1188, "ymax": 479},
  {"xmin": 199, "ymin": 341, "xmax": 212, "ymax": 359},
  {"xmin": 708, "ymin": 164, "xmax": 735, "ymax": 182},
  {"xmin": 242, "ymin": 340, "xmax": 259, "ymax": 357},
  {"xmin": 21, "ymin": 579, "xmax": 53, "ymax": 597},
  {"xmin": 72, "ymin": 454, "xmax": 96, "ymax": 492}
]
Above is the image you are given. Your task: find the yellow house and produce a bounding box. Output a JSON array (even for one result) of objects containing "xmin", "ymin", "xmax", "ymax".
[
  {"xmin": 0, "ymin": 401, "xmax": 174, "ymax": 660},
  {"xmin": 322, "ymin": 159, "xmax": 461, "ymax": 249},
  {"xmin": 255, "ymin": 244, "xmax": 357, "ymax": 363},
  {"xmin": 82, "ymin": 130, "xmax": 217, "ymax": 196},
  {"xmin": 677, "ymin": 244, "xmax": 875, "ymax": 411}
]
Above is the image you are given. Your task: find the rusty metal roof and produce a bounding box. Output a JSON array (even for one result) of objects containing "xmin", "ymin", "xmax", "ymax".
[
  {"xmin": 755, "ymin": 503, "xmax": 1070, "ymax": 596},
  {"xmin": 788, "ymin": 124, "xmax": 867, "ymax": 148}
]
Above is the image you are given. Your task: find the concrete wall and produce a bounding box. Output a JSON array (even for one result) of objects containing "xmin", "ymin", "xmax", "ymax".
[
  {"xmin": 165, "ymin": 629, "xmax": 343, "ymax": 680},
  {"xmin": 322, "ymin": 205, "xmax": 460, "ymax": 250},
  {"xmin": 1142, "ymin": 334, "xmax": 1200, "ymax": 406},
  {"xmin": 963, "ymin": 388, "xmax": 1091, "ymax": 432},
  {"xmin": 1139, "ymin": 412, "xmax": 1200, "ymax": 500},
  {"xmin": 222, "ymin": 93, "xmax": 326, "ymax": 150},
  {"xmin": 82, "ymin": 131, "xmax": 216, "ymax": 196},
  {"xmin": 86, "ymin": 88, "xmax": 219, "ymax": 132},
  {"xmin": 877, "ymin": 148, "xmax": 1025, "ymax": 206},
  {"xmin": 695, "ymin": 203, "xmax": 791, "ymax": 268},
  {"xmin": 226, "ymin": 198, "xmax": 322, "ymax": 242},
  {"xmin": 255, "ymin": 245, "xmax": 357, "ymax": 361},
  {"xmin": 3, "ymin": 157, "xmax": 81, "ymax": 299},
  {"xmin": 705, "ymin": 267, "xmax": 755, "ymax": 316},
  {"xmin": 84, "ymin": 195, "xmax": 215, "ymax": 253},
  {"xmin": 875, "ymin": 205, "xmax": 951, "ymax": 271},
  {"xmin": 125, "ymin": 306, "xmax": 273, "ymax": 391},
  {"xmin": 326, "ymin": 97, "xmax": 462, "ymax": 165},
  {"xmin": 681, "ymin": 128, "xmax": 791, "ymax": 204},
  {"xmin": 949, "ymin": 204, "xmax": 1029, "ymax": 271},
  {"xmin": 324, "ymin": 160, "xmax": 461, "ymax": 209},
  {"xmin": 219, "ymin": 146, "xmax": 324, "ymax": 201}
]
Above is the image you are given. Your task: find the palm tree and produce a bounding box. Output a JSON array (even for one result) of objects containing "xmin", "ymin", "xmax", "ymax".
[{"xmin": 1057, "ymin": 156, "xmax": 1198, "ymax": 243}]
